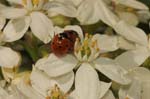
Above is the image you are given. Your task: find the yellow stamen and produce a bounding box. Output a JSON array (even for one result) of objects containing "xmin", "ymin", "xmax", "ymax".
[
  {"xmin": 125, "ymin": 97, "xmax": 129, "ymax": 99},
  {"xmin": 44, "ymin": 0, "xmax": 48, "ymax": 3},
  {"xmin": 83, "ymin": 40, "xmax": 89, "ymax": 47},
  {"xmin": 89, "ymin": 34, "xmax": 92, "ymax": 39},
  {"xmin": 45, "ymin": 96, "xmax": 50, "ymax": 99},
  {"xmin": 22, "ymin": 0, "xmax": 27, "ymax": 5},
  {"xmin": 32, "ymin": 0, "xmax": 39, "ymax": 5},
  {"xmin": 49, "ymin": 84, "xmax": 67, "ymax": 99},
  {"xmin": 96, "ymin": 48, "xmax": 100, "ymax": 52},
  {"xmin": 91, "ymin": 40, "xmax": 97, "ymax": 48},
  {"xmin": 126, "ymin": 7, "xmax": 134, "ymax": 12}
]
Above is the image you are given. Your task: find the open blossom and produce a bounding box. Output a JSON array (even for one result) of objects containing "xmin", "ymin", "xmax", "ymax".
[
  {"xmin": 17, "ymin": 67, "xmax": 74, "ymax": 99},
  {"xmin": 0, "ymin": 17, "xmax": 21, "ymax": 69},
  {"xmin": 110, "ymin": 0, "xmax": 149, "ymax": 25},
  {"xmin": 68, "ymin": 63, "xmax": 114, "ymax": 99},
  {"xmin": 0, "ymin": 17, "xmax": 21, "ymax": 83},
  {"xmin": 0, "ymin": 0, "xmax": 77, "ymax": 43},
  {"xmin": 76, "ymin": 0, "xmax": 119, "ymax": 26},
  {"xmin": 34, "ymin": 25, "xmax": 131, "ymax": 87},
  {"xmin": 49, "ymin": 0, "xmax": 83, "ymax": 7},
  {"xmin": 34, "ymin": 33, "xmax": 131, "ymax": 99},
  {"xmin": 113, "ymin": 20, "xmax": 148, "ymax": 49},
  {"xmin": 18, "ymin": 66, "xmax": 115, "ymax": 99},
  {"xmin": 0, "ymin": 80, "xmax": 27, "ymax": 99},
  {"xmin": 114, "ymin": 21, "xmax": 150, "ymax": 70},
  {"xmin": 114, "ymin": 62, "xmax": 150, "ymax": 99}
]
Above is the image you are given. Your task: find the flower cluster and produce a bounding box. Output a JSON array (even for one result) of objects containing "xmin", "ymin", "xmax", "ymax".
[{"xmin": 0, "ymin": 0, "xmax": 150, "ymax": 99}]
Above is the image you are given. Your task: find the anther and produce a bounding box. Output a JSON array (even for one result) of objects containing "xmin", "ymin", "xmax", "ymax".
[
  {"xmin": 22, "ymin": 0, "xmax": 27, "ymax": 5},
  {"xmin": 32, "ymin": 0, "xmax": 39, "ymax": 5}
]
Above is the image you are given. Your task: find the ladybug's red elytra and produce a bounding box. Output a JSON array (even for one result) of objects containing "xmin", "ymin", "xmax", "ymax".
[{"xmin": 51, "ymin": 30, "xmax": 78, "ymax": 57}]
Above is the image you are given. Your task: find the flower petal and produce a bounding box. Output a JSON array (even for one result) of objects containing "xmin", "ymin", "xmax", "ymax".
[
  {"xmin": 117, "ymin": 36, "xmax": 136, "ymax": 50},
  {"xmin": 117, "ymin": 12, "xmax": 139, "ymax": 26},
  {"xmin": 142, "ymin": 81, "xmax": 150, "ymax": 99},
  {"xmin": 75, "ymin": 63, "xmax": 99, "ymax": 99},
  {"xmin": 64, "ymin": 25, "xmax": 83, "ymax": 41},
  {"xmin": 50, "ymin": 71, "xmax": 74, "ymax": 93},
  {"xmin": 92, "ymin": 34, "xmax": 118, "ymax": 53},
  {"xmin": 30, "ymin": 12, "xmax": 53, "ymax": 44},
  {"xmin": 7, "ymin": 0, "xmax": 23, "ymax": 5},
  {"xmin": 30, "ymin": 67, "xmax": 74, "ymax": 96},
  {"xmin": 119, "ymin": 79, "xmax": 142, "ymax": 99},
  {"xmin": 118, "ymin": 0, "xmax": 149, "ymax": 10},
  {"xmin": 30, "ymin": 67, "xmax": 52, "ymax": 97},
  {"xmin": 0, "ymin": 86, "xmax": 9, "ymax": 97},
  {"xmin": 102, "ymin": 90, "xmax": 115, "ymax": 99},
  {"xmin": 45, "ymin": 1, "xmax": 77, "ymax": 17},
  {"xmin": 0, "ymin": 16, "xmax": 6, "ymax": 30},
  {"xmin": 0, "ymin": 46, "xmax": 21, "ymax": 68},
  {"xmin": 2, "ymin": 16, "xmax": 30, "ymax": 42},
  {"xmin": 99, "ymin": 81, "xmax": 112, "ymax": 98},
  {"xmin": 97, "ymin": 0, "xmax": 119, "ymax": 27},
  {"xmin": 77, "ymin": 1, "xmax": 100, "ymax": 24},
  {"xmin": 94, "ymin": 58, "xmax": 131, "ymax": 85},
  {"xmin": 69, "ymin": 90, "xmax": 76, "ymax": 99},
  {"xmin": 35, "ymin": 54, "xmax": 78, "ymax": 77},
  {"xmin": 137, "ymin": 10, "xmax": 150, "ymax": 23},
  {"xmin": 115, "ymin": 47, "xmax": 149, "ymax": 70},
  {"xmin": 17, "ymin": 75, "xmax": 44, "ymax": 99},
  {"xmin": 54, "ymin": 25, "xmax": 83, "ymax": 40},
  {"xmin": 71, "ymin": 0, "xmax": 83, "ymax": 6},
  {"xmin": 114, "ymin": 20, "xmax": 148, "ymax": 46},
  {"xmin": 129, "ymin": 67, "xmax": 150, "ymax": 82},
  {"xmin": 1, "ymin": 67, "xmax": 16, "ymax": 82},
  {"xmin": 0, "ymin": 7, "xmax": 27, "ymax": 19}
]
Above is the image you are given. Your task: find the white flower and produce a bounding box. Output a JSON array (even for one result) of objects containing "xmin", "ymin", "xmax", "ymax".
[
  {"xmin": 118, "ymin": 67, "xmax": 150, "ymax": 99},
  {"xmin": 111, "ymin": 0, "xmax": 149, "ymax": 25},
  {"xmin": 112, "ymin": 0, "xmax": 148, "ymax": 10},
  {"xmin": 68, "ymin": 64, "xmax": 113, "ymax": 99},
  {"xmin": 76, "ymin": 0, "xmax": 119, "ymax": 26},
  {"xmin": 17, "ymin": 67, "xmax": 74, "ymax": 99},
  {"xmin": 114, "ymin": 21, "xmax": 150, "ymax": 70},
  {"xmin": 49, "ymin": 0, "xmax": 84, "ymax": 7},
  {"xmin": 0, "ymin": 81, "xmax": 27, "ymax": 99},
  {"xmin": 0, "ymin": 16, "xmax": 5, "ymax": 30},
  {"xmin": 0, "ymin": 46, "xmax": 21, "ymax": 68},
  {"xmin": 0, "ymin": 0, "xmax": 77, "ymax": 43},
  {"xmin": 114, "ymin": 20, "xmax": 148, "ymax": 46},
  {"xmin": 0, "ymin": 17, "xmax": 21, "ymax": 82},
  {"xmin": 0, "ymin": 17, "xmax": 21, "ymax": 68},
  {"xmin": 34, "ymin": 25, "xmax": 131, "ymax": 89},
  {"xmin": 137, "ymin": 10, "xmax": 150, "ymax": 23}
]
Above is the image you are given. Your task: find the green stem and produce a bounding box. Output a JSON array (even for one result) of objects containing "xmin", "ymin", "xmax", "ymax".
[{"xmin": 23, "ymin": 43, "xmax": 39, "ymax": 62}]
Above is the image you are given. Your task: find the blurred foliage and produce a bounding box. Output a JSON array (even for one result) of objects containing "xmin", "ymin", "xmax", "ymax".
[{"xmin": 139, "ymin": 0, "xmax": 150, "ymax": 6}]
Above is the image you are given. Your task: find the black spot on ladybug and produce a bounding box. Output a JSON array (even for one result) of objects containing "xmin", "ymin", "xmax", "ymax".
[
  {"xmin": 66, "ymin": 45, "xmax": 69, "ymax": 47},
  {"xmin": 58, "ymin": 46, "xmax": 62, "ymax": 48},
  {"xmin": 59, "ymin": 33, "xmax": 68, "ymax": 39}
]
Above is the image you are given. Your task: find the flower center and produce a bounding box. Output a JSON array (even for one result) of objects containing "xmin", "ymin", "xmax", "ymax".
[
  {"xmin": 22, "ymin": 0, "xmax": 39, "ymax": 6},
  {"xmin": 46, "ymin": 84, "xmax": 68, "ymax": 99},
  {"xmin": 74, "ymin": 33, "xmax": 100, "ymax": 62},
  {"xmin": 125, "ymin": 97, "xmax": 129, "ymax": 99}
]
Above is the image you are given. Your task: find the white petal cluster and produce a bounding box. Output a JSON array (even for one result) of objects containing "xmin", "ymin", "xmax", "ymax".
[
  {"xmin": 0, "ymin": 0, "xmax": 149, "ymax": 99},
  {"xmin": 0, "ymin": 0, "xmax": 77, "ymax": 43}
]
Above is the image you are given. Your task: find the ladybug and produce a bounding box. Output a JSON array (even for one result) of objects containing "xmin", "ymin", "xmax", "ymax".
[{"xmin": 51, "ymin": 30, "xmax": 78, "ymax": 57}]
